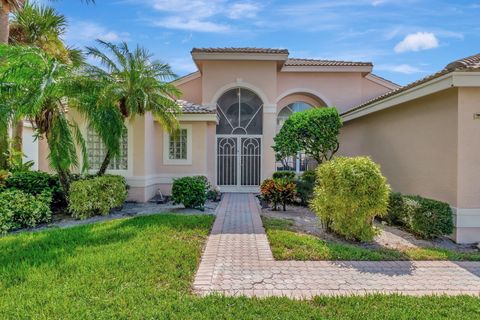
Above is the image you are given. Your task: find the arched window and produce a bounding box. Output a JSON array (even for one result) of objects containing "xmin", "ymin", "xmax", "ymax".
[
  {"xmin": 276, "ymin": 101, "xmax": 313, "ymax": 173},
  {"xmin": 277, "ymin": 101, "xmax": 312, "ymax": 127},
  {"xmin": 216, "ymin": 88, "xmax": 263, "ymax": 135}
]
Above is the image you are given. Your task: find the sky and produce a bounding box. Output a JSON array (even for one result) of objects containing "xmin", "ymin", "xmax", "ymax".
[{"xmin": 39, "ymin": 0, "xmax": 480, "ymax": 85}]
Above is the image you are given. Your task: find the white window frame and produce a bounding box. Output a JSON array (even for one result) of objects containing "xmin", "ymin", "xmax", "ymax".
[
  {"xmin": 84, "ymin": 123, "xmax": 133, "ymax": 177},
  {"xmin": 163, "ymin": 124, "xmax": 192, "ymax": 165}
]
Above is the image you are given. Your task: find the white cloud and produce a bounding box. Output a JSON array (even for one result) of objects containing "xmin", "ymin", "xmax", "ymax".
[
  {"xmin": 145, "ymin": 0, "xmax": 262, "ymax": 32},
  {"xmin": 154, "ymin": 17, "xmax": 229, "ymax": 33},
  {"xmin": 228, "ymin": 2, "xmax": 261, "ymax": 19},
  {"xmin": 394, "ymin": 32, "xmax": 439, "ymax": 53},
  {"xmin": 65, "ymin": 21, "xmax": 129, "ymax": 43},
  {"xmin": 376, "ymin": 64, "xmax": 423, "ymax": 74}
]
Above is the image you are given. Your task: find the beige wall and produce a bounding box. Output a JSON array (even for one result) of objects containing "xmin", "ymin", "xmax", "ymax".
[
  {"xmin": 277, "ymin": 72, "xmax": 390, "ymax": 112},
  {"xmin": 339, "ymin": 89, "xmax": 459, "ymax": 205},
  {"xmin": 455, "ymin": 87, "xmax": 480, "ymax": 243},
  {"xmin": 177, "ymin": 76, "xmax": 202, "ymax": 104}
]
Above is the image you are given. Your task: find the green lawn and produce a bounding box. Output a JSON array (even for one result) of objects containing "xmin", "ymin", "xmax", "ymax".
[
  {"xmin": 0, "ymin": 214, "xmax": 479, "ymax": 319},
  {"xmin": 263, "ymin": 217, "xmax": 480, "ymax": 261}
]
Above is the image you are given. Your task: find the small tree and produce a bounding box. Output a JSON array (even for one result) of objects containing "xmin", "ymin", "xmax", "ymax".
[{"xmin": 273, "ymin": 107, "xmax": 342, "ymax": 165}]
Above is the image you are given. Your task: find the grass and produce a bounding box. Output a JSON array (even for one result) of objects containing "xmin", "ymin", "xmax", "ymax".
[
  {"xmin": 263, "ymin": 217, "xmax": 480, "ymax": 261},
  {"xmin": 0, "ymin": 214, "xmax": 479, "ymax": 319}
]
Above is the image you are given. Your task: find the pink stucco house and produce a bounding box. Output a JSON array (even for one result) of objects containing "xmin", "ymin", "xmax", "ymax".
[{"xmin": 29, "ymin": 48, "xmax": 480, "ymax": 243}]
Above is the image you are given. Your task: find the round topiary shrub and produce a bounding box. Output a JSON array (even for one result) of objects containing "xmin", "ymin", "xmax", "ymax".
[
  {"xmin": 171, "ymin": 176, "xmax": 207, "ymax": 210},
  {"xmin": 310, "ymin": 156, "xmax": 390, "ymax": 242}
]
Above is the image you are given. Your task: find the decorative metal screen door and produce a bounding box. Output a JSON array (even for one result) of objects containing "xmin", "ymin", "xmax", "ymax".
[{"xmin": 216, "ymin": 88, "xmax": 263, "ymax": 191}]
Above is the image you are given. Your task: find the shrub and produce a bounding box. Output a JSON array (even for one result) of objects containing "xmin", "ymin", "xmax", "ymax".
[
  {"xmin": 295, "ymin": 170, "xmax": 317, "ymax": 206},
  {"xmin": 171, "ymin": 176, "xmax": 207, "ymax": 210},
  {"xmin": 385, "ymin": 192, "xmax": 454, "ymax": 239},
  {"xmin": 273, "ymin": 107, "xmax": 342, "ymax": 165},
  {"xmin": 260, "ymin": 178, "xmax": 296, "ymax": 211},
  {"xmin": 6, "ymin": 171, "xmax": 64, "ymax": 210},
  {"xmin": 310, "ymin": 157, "xmax": 390, "ymax": 242},
  {"xmin": 0, "ymin": 189, "xmax": 52, "ymax": 233},
  {"xmin": 272, "ymin": 171, "xmax": 296, "ymax": 180},
  {"xmin": 68, "ymin": 175, "xmax": 127, "ymax": 219},
  {"xmin": 385, "ymin": 192, "xmax": 408, "ymax": 226},
  {"xmin": 404, "ymin": 195, "xmax": 454, "ymax": 239}
]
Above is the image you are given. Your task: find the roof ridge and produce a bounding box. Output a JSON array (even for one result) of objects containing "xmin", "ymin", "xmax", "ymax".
[
  {"xmin": 341, "ymin": 52, "xmax": 480, "ymax": 117},
  {"xmin": 191, "ymin": 47, "xmax": 289, "ymax": 54}
]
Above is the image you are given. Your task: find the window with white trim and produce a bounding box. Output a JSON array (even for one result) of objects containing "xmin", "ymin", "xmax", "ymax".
[
  {"xmin": 87, "ymin": 127, "xmax": 128, "ymax": 170},
  {"xmin": 169, "ymin": 128, "xmax": 188, "ymax": 160},
  {"xmin": 276, "ymin": 102, "xmax": 314, "ymax": 173},
  {"xmin": 163, "ymin": 124, "xmax": 192, "ymax": 165}
]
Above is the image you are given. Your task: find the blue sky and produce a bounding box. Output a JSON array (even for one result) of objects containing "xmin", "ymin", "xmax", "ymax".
[{"xmin": 42, "ymin": 0, "xmax": 479, "ymax": 85}]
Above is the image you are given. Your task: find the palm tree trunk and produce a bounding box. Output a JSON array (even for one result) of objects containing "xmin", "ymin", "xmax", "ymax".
[
  {"xmin": 97, "ymin": 150, "xmax": 111, "ymax": 176},
  {"xmin": 57, "ymin": 168, "xmax": 71, "ymax": 198},
  {"xmin": 0, "ymin": 2, "xmax": 10, "ymax": 169},
  {"xmin": 12, "ymin": 120, "xmax": 23, "ymax": 153},
  {"xmin": 0, "ymin": 2, "xmax": 10, "ymax": 44}
]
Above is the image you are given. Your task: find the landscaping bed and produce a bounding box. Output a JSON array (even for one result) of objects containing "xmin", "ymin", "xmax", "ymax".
[
  {"xmin": 1, "ymin": 214, "xmax": 479, "ymax": 320},
  {"xmin": 262, "ymin": 205, "xmax": 480, "ymax": 261}
]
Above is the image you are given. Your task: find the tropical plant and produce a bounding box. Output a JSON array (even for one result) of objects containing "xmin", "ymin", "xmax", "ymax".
[
  {"xmin": 0, "ymin": 45, "xmax": 94, "ymax": 192},
  {"xmin": 260, "ymin": 178, "xmax": 296, "ymax": 211},
  {"xmin": 85, "ymin": 40, "xmax": 181, "ymax": 175},
  {"xmin": 273, "ymin": 107, "xmax": 342, "ymax": 165},
  {"xmin": 7, "ymin": 2, "xmax": 85, "ymax": 155}
]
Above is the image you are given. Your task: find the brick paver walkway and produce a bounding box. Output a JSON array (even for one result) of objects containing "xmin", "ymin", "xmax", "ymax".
[{"xmin": 193, "ymin": 193, "xmax": 480, "ymax": 298}]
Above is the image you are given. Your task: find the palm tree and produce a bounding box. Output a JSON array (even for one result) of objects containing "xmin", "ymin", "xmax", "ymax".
[
  {"xmin": 0, "ymin": 45, "xmax": 95, "ymax": 192},
  {"xmin": 85, "ymin": 40, "xmax": 181, "ymax": 175},
  {"xmin": 0, "ymin": 0, "xmax": 93, "ymax": 169},
  {"xmin": 8, "ymin": 2, "xmax": 84, "ymax": 154}
]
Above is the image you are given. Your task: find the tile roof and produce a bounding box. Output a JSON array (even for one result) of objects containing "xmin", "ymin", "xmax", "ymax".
[
  {"xmin": 341, "ymin": 53, "xmax": 480, "ymax": 116},
  {"xmin": 176, "ymin": 100, "xmax": 216, "ymax": 114},
  {"xmin": 285, "ymin": 58, "xmax": 373, "ymax": 67},
  {"xmin": 191, "ymin": 47, "xmax": 289, "ymax": 54}
]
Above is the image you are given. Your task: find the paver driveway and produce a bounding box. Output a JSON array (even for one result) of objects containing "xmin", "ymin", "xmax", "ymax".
[{"xmin": 193, "ymin": 193, "xmax": 480, "ymax": 298}]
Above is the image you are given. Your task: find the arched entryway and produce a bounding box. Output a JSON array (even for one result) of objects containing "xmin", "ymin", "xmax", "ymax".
[{"xmin": 216, "ymin": 88, "xmax": 263, "ymax": 192}]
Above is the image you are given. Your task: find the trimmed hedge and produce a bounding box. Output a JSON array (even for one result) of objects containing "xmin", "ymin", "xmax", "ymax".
[
  {"xmin": 68, "ymin": 175, "xmax": 127, "ymax": 220},
  {"xmin": 0, "ymin": 189, "xmax": 52, "ymax": 233},
  {"xmin": 272, "ymin": 171, "xmax": 296, "ymax": 181},
  {"xmin": 386, "ymin": 192, "xmax": 454, "ymax": 239},
  {"xmin": 171, "ymin": 176, "xmax": 207, "ymax": 210},
  {"xmin": 5, "ymin": 171, "xmax": 65, "ymax": 209},
  {"xmin": 310, "ymin": 157, "xmax": 390, "ymax": 242}
]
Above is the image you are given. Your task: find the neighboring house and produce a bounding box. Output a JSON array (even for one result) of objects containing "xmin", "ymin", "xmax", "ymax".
[{"xmin": 339, "ymin": 53, "xmax": 480, "ymax": 243}]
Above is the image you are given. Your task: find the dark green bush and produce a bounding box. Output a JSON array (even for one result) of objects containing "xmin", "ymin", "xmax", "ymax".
[
  {"xmin": 68, "ymin": 175, "xmax": 127, "ymax": 219},
  {"xmin": 0, "ymin": 189, "xmax": 52, "ymax": 233},
  {"xmin": 385, "ymin": 192, "xmax": 454, "ymax": 239},
  {"xmin": 310, "ymin": 157, "xmax": 390, "ymax": 242},
  {"xmin": 6, "ymin": 171, "xmax": 65, "ymax": 209},
  {"xmin": 272, "ymin": 171, "xmax": 296, "ymax": 180},
  {"xmin": 295, "ymin": 170, "xmax": 317, "ymax": 206},
  {"xmin": 385, "ymin": 192, "xmax": 408, "ymax": 226},
  {"xmin": 171, "ymin": 176, "xmax": 207, "ymax": 210},
  {"xmin": 404, "ymin": 195, "xmax": 454, "ymax": 239}
]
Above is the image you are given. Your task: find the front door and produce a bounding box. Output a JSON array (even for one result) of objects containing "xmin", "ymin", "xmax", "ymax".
[
  {"xmin": 217, "ymin": 136, "xmax": 261, "ymax": 191},
  {"xmin": 215, "ymin": 88, "xmax": 263, "ymax": 192}
]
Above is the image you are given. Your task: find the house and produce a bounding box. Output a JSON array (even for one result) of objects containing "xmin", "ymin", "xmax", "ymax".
[
  {"xmin": 28, "ymin": 48, "xmax": 480, "ymax": 243},
  {"xmin": 339, "ymin": 53, "xmax": 480, "ymax": 243}
]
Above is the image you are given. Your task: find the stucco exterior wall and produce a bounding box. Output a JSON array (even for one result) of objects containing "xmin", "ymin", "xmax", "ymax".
[
  {"xmin": 177, "ymin": 75, "xmax": 202, "ymax": 104},
  {"xmin": 455, "ymin": 87, "xmax": 480, "ymax": 243},
  {"xmin": 339, "ymin": 89, "xmax": 459, "ymax": 206}
]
